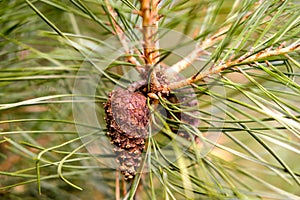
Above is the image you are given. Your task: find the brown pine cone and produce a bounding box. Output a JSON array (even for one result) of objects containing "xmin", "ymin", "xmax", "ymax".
[
  {"xmin": 104, "ymin": 87, "xmax": 149, "ymax": 180},
  {"xmin": 104, "ymin": 75, "xmax": 199, "ymax": 179}
]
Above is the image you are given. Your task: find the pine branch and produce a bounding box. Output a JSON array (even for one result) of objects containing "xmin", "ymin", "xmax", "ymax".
[
  {"xmin": 168, "ymin": 42, "xmax": 300, "ymax": 90},
  {"xmin": 139, "ymin": 0, "xmax": 161, "ymax": 89},
  {"xmin": 1, "ymin": 0, "xmax": 300, "ymax": 199}
]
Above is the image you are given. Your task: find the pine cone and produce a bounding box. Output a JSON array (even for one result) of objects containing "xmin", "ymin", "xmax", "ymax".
[{"xmin": 104, "ymin": 87, "xmax": 149, "ymax": 180}]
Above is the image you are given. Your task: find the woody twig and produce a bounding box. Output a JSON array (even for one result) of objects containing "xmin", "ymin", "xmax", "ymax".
[
  {"xmin": 139, "ymin": 0, "xmax": 161, "ymax": 90},
  {"xmin": 168, "ymin": 42, "xmax": 300, "ymax": 89}
]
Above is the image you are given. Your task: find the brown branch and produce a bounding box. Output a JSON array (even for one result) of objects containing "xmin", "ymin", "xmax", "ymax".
[
  {"xmin": 168, "ymin": 43, "xmax": 300, "ymax": 89},
  {"xmin": 140, "ymin": 0, "xmax": 161, "ymax": 89},
  {"xmin": 140, "ymin": 0, "xmax": 160, "ymax": 65},
  {"xmin": 166, "ymin": 0, "xmax": 263, "ymax": 77}
]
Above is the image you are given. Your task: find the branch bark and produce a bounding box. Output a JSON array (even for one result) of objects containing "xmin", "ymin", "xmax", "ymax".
[
  {"xmin": 167, "ymin": 43, "xmax": 300, "ymax": 89},
  {"xmin": 140, "ymin": 0, "xmax": 161, "ymax": 90}
]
